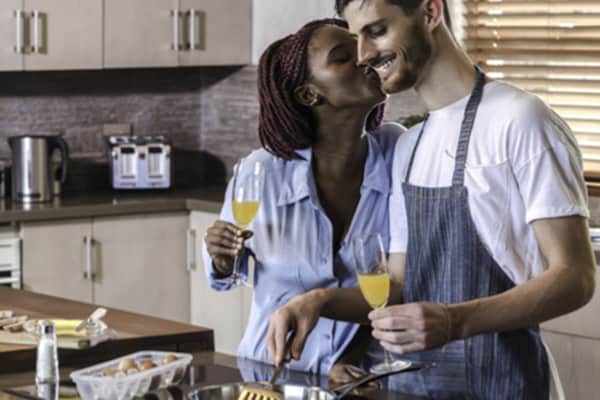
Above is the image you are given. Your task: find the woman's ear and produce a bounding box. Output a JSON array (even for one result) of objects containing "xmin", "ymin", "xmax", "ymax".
[
  {"xmin": 294, "ymin": 84, "xmax": 323, "ymax": 107},
  {"xmin": 423, "ymin": 0, "xmax": 444, "ymax": 31}
]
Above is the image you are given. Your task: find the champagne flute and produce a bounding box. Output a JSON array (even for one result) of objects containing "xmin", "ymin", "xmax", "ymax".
[
  {"xmin": 353, "ymin": 234, "xmax": 411, "ymax": 374},
  {"xmin": 230, "ymin": 158, "xmax": 264, "ymax": 286}
]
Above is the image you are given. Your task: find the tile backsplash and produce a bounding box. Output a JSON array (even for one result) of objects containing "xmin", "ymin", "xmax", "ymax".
[{"xmin": 0, "ymin": 66, "xmax": 424, "ymax": 193}]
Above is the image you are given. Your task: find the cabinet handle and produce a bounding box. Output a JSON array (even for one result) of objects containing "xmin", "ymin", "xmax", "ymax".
[
  {"xmin": 83, "ymin": 236, "xmax": 95, "ymax": 280},
  {"xmin": 187, "ymin": 9, "xmax": 195, "ymax": 50},
  {"xmin": 186, "ymin": 228, "xmax": 197, "ymax": 272},
  {"xmin": 13, "ymin": 10, "xmax": 25, "ymax": 54},
  {"xmin": 30, "ymin": 10, "xmax": 41, "ymax": 54},
  {"xmin": 171, "ymin": 9, "xmax": 182, "ymax": 51}
]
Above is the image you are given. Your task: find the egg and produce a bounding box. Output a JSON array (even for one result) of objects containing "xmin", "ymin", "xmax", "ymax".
[
  {"xmin": 139, "ymin": 360, "xmax": 157, "ymax": 371},
  {"xmin": 118, "ymin": 357, "xmax": 138, "ymax": 372},
  {"xmin": 102, "ymin": 367, "xmax": 119, "ymax": 377},
  {"xmin": 162, "ymin": 354, "xmax": 178, "ymax": 365}
]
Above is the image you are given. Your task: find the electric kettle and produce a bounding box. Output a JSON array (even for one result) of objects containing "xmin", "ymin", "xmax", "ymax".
[{"xmin": 7, "ymin": 135, "xmax": 69, "ymax": 203}]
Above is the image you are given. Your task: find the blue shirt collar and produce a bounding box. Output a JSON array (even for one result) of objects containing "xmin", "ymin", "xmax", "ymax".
[{"xmin": 277, "ymin": 132, "xmax": 390, "ymax": 207}]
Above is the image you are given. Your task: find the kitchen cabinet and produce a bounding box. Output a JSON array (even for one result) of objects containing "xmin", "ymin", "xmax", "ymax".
[
  {"xmin": 21, "ymin": 219, "xmax": 93, "ymax": 303},
  {"xmin": 0, "ymin": 1, "xmax": 24, "ymax": 71},
  {"xmin": 21, "ymin": 212, "xmax": 190, "ymax": 323},
  {"xmin": 0, "ymin": 0, "xmax": 102, "ymax": 71},
  {"xmin": 104, "ymin": 0, "xmax": 251, "ymax": 68},
  {"xmin": 542, "ymin": 331, "xmax": 600, "ymax": 400},
  {"xmin": 189, "ymin": 211, "xmax": 252, "ymax": 355}
]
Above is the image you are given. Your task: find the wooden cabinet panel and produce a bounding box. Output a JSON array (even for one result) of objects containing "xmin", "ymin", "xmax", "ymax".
[
  {"xmin": 24, "ymin": 0, "xmax": 102, "ymax": 70},
  {"xmin": 21, "ymin": 219, "xmax": 93, "ymax": 303},
  {"xmin": 91, "ymin": 212, "xmax": 190, "ymax": 323},
  {"xmin": 542, "ymin": 330, "xmax": 600, "ymax": 400},
  {"xmin": 0, "ymin": 0, "xmax": 24, "ymax": 71},
  {"xmin": 178, "ymin": 0, "xmax": 251, "ymax": 66},
  {"xmin": 104, "ymin": 0, "xmax": 179, "ymax": 68},
  {"xmin": 189, "ymin": 211, "xmax": 251, "ymax": 355},
  {"xmin": 541, "ymin": 268, "xmax": 600, "ymax": 339}
]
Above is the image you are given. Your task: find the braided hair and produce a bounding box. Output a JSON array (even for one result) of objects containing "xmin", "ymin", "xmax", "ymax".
[{"xmin": 258, "ymin": 18, "xmax": 386, "ymax": 160}]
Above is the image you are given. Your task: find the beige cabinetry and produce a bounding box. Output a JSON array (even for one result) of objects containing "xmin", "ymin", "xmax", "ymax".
[
  {"xmin": 541, "ymin": 267, "xmax": 600, "ymax": 398},
  {"xmin": 0, "ymin": 0, "xmax": 24, "ymax": 71},
  {"xmin": 21, "ymin": 219, "xmax": 93, "ymax": 303},
  {"xmin": 21, "ymin": 212, "xmax": 190, "ymax": 323},
  {"xmin": 104, "ymin": 0, "xmax": 251, "ymax": 68},
  {"xmin": 188, "ymin": 211, "xmax": 252, "ymax": 355},
  {"xmin": 0, "ymin": 0, "xmax": 102, "ymax": 71}
]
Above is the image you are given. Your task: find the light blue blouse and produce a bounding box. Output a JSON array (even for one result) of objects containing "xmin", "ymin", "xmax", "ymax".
[{"xmin": 202, "ymin": 123, "xmax": 402, "ymax": 375}]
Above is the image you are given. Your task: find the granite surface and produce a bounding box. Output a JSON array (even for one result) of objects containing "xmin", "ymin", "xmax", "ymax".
[{"xmin": 0, "ymin": 187, "xmax": 225, "ymax": 224}]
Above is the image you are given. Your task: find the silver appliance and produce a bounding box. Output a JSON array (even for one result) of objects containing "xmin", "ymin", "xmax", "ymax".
[
  {"xmin": 7, "ymin": 135, "xmax": 69, "ymax": 203},
  {"xmin": 107, "ymin": 135, "xmax": 171, "ymax": 189}
]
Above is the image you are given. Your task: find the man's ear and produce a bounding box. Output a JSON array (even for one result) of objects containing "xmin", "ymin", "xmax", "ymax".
[
  {"xmin": 294, "ymin": 84, "xmax": 322, "ymax": 107},
  {"xmin": 423, "ymin": 0, "xmax": 444, "ymax": 31}
]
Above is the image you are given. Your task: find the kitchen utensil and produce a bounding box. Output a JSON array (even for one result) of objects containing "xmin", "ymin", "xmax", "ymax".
[
  {"xmin": 238, "ymin": 333, "xmax": 293, "ymax": 400},
  {"xmin": 189, "ymin": 361, "xmax": 432, "ymax": 400},
  {"xmin": 75, "ymin": 307, "xmax": 107, "ymax": 334},
  {"xmin": 7, "ymin": 134, "xmax": 69, "ymax": 203}
]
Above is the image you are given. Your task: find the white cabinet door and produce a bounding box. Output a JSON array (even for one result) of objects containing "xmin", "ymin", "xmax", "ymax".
[
  {"xmin": 24, "ymin": 0, "xmax": 102, "ymax": 70},
  {"xmin": 104, "ymin": 0, "xmax": 179, "ymax": 68},
  {"xmin": 0, "ymin": 0, "xmax": 24, "ymax": 71},
  {"xmin": 189, "ymin": 211, "xmax": 252, "ymax": 355},
  {"xmin": 179, "ymin": 0, "xmax": 251, "ymax": 66},
  {"xmin": 91, "ymin": 213, "xmax": 190, "ymax": 323},
  {"xmin": 21, "ymin": 219, "xmax": 93, "ymax": 303},
  {"xmin": 541, "ymin": 268, "xmax": 600, "ymax": 339},
  {"xmin": 542, "ymin": 330, "xmax": 600, "ymax": 400}
]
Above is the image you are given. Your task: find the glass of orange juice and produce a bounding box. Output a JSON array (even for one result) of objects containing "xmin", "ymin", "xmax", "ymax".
[
  {"xmin": 229, "ymin": 158, "xmax": 264, "ymax": 286},
  {"xmin": 353, "ymin": 234, "xmax": 411, "ymax": 374}
]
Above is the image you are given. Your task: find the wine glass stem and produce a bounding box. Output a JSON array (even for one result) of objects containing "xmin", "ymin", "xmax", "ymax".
[
  {"xmin": 384, "ymin": 349, "xmax": 394, "ymax": 366},
  {"xmin": 231, "ymin": 239, "xmax": 245, "ymax": 283}
]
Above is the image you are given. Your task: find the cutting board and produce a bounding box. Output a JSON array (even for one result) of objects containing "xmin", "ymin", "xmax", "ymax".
[{"xmin": 0, "ymin": 331, "xmax": 92, "ymax": 349}]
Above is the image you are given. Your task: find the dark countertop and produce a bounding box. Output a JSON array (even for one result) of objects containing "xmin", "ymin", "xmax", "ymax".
[
  {"xmin": 0, "ymin": 187, "xmax": 226, "ymax": 224},
  {"xmin": 0, "ymin": 352, "xmax": 427, "ymax": 400},
  {"xmin": 0, "ymin": 287, "xmax": 214, "ymax": 373}
]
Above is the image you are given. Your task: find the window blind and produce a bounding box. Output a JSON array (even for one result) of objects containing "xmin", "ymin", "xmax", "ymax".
[{"xmin": 462, "ymin": 0, "xmax": 600, "ymax": 178}]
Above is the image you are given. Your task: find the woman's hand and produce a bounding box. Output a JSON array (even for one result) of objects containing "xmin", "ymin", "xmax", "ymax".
[
  {"xmin": 369, "ymin": 302, "xmax": 452, "ymax": 354},
  {"xmin": 204, "ymin": 220, "xmax": 249, "ymax": 275}
]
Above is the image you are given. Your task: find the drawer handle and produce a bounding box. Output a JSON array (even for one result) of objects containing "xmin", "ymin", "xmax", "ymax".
[
  {"xmin": 31, "ymin": 10, "xmax": 41, "ymax": 54},
  {"xmin": 14, "ymin": 10, "xmax": 25, "ymax": 54},
  {"xmin": 171, "ymin": 9, "xmax": 182, "ymax": 51}
]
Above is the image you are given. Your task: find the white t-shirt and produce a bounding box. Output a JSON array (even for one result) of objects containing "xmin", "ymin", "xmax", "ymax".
[{"xmin": 389, "ymin": 80, "xmax": 589, "ymax": 285}]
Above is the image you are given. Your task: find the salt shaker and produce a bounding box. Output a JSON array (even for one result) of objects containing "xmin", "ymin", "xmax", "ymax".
[{"xmin": 36, "ymin": 320, "xmax": 59, "ymax": 385}]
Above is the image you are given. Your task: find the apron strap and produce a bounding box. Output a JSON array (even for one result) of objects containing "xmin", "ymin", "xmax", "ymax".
[
  {"xmin": 404, "ymin": 114, "xmax": 429, "ymax": 183},
  {"xmin": 451, "ymin": 66, "xmax": 486, "ymax": 187}
]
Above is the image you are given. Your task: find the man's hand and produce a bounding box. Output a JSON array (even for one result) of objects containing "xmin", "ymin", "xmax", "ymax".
[
  {"xmin": 369, "ymin": 302, "xmax": 450, "ymax": 354},
  {"xmin": 266, "ymin": 290, "xmax": 325, "ymax": 366}
]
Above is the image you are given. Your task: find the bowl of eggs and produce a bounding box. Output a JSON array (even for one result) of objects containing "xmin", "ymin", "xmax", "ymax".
[{"xmin": 70, "ymin": 351, "xmax": 192, "ymax": 400}]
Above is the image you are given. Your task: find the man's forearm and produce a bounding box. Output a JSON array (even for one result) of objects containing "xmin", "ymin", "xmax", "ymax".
[
  {"xmin": 450, "ymin": 263, "xmax": 596, "ymax": 340},
  {"xmin": 313, "ymin": 283, "xmax": 403, "ymax": 324}
]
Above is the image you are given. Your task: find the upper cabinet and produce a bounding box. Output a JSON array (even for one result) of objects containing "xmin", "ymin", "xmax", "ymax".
[
  {"xmin": 104, "ymin": 0, "xmax": 251, "ymax": 68},
  {"xmin": 0, "ymin": 0, "xmax": 102, "ymax": 71},
  {"xmin": 251, "ymin": 0, "xmax": 334, "ymax": 64}
]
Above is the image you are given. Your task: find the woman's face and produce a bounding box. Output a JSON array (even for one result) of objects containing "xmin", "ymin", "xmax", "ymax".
[{"xmin": 305, "ymin": 25, "xmax": 386, "ymax": 110}]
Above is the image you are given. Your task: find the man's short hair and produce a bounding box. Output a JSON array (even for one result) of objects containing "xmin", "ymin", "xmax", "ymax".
[{"xmin": 334, "ymin": 0, "xmax": 452, "ymax": 31}]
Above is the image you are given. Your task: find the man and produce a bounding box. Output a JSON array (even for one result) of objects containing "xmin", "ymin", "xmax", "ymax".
[{"xmin": 266, "ymin": 0, "xmax": 596, "ymax": 398}]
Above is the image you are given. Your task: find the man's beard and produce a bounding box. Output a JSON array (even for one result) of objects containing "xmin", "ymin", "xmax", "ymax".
[{"xmin": 382, "ymin": 25, "xmax": 432, "ymax": 94}]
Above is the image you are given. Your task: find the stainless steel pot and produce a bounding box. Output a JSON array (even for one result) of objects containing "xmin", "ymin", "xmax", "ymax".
[{"xmin": 188, "ymin": 362, "xmax": 430, "ymax": 400}]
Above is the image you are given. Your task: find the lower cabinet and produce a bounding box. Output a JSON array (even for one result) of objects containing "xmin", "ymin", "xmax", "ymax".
[
  {"xmin": 21, "ymin": 212, "xmax": 190, "ymax": 323},
  {"xmin": 189, "ymin": 211, "xmax": 252, "ymax": 355}
]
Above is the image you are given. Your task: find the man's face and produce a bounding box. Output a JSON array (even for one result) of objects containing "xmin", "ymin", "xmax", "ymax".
[{"xmin": 344, "ymin": 0, "xmax": 432, "ymax": 94}]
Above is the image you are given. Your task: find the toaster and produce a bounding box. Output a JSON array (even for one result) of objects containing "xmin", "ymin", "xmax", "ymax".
[{"xmin": 107, "ymin": 135, "xmax": 171, "ymax": 189}]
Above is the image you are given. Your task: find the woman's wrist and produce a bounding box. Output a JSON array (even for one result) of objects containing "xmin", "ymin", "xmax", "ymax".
[{"xmin": 447, "ymin": 302, "xmax": 474, "ymax": 340}]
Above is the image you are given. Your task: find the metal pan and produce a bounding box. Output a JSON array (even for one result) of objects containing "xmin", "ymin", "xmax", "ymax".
[{"xmin": 188, "ymin": 362, "xmax": 431, "ymax": 400}]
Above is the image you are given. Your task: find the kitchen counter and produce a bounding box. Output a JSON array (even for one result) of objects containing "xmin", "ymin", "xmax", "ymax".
[
  {"xmin": 0, "ymin": 187, "xmax": 226, "ymax": 224},
  {"xmin": 0, "ymin": 352, "xmax": 427, "ymax": 399},
  {"xmin": 0, "ymin": 287, "xmax": 214, "ymax": 373}
]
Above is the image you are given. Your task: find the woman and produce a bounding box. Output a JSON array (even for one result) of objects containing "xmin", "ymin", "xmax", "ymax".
[{"xmin": 202, "ymin": 18, "xmax": 403, "ymax": 376}]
